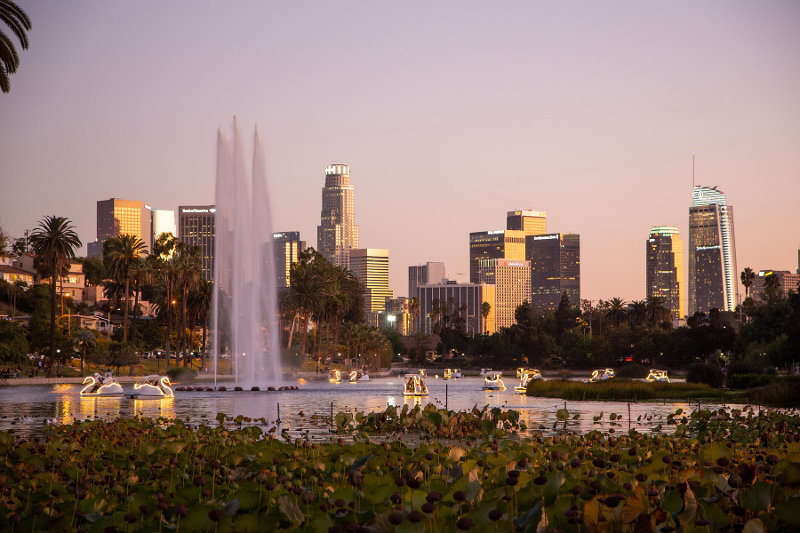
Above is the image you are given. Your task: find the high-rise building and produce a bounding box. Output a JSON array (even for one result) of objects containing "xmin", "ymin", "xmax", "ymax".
[
  {"xmin": 527, "ymin": 233, "xmax": 580, "ymax": 313},
  {"xmin": 273, "ymin": 232, "xmax": 304, "ymax": 289},
  {"xmin": 646, "ymin": 226, "xmax": 685, "ymax": 321},
  {"xmin": 317, "ymin": 164, "xmax": 359, "ymax": 270},
  {"xmin": 751, "ymin": 270, "xmax": 800, "ymax": 301},
  {"xmin": 478, "ymin": 259, "xmax": 530, "ymax": 329},
  {"xmin": 688, "ymin": 186, "xmax": 738, "ymax": 314},
  {"xmin": 379, "ymin": 297, "xmax": 412, "ymax": 335},
  {"xmin": 507, "ymin": 210, "xmax": 547, "ymax": 237},
  {"xmin": 151, "ymin": 209, "xmax": 177, "ymax": 245},
  {"xmin": 96, "ymin": 198, "xmax": 152, "ymax": 253},
  {"xmin": 416, "ymin": 281, "xmax": 495, "ymax": 335},
  {"xmin": 469, "ymin": 230, "xmax": 525, "ymax": 283},
  {"xmin": 178, "ymin": 205, "xmax": 216, "ymax": 281},
  {"xmin": 408, "ymin": 262, "xmax": 446, "ymax": 300},
  {"xmin": 349, "ymin": 248, "xmax": 393, "ymax": 324}
]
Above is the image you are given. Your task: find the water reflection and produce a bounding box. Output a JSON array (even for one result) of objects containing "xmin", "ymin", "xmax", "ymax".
[{"xmin": 0, "ymin": 378, "xmax": 742, "ymax": 438}]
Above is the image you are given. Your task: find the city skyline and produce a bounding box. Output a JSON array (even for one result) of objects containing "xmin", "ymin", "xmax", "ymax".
[{"xmin": 1, "ymin": 2, "xmax": 799, "ymax": 302}]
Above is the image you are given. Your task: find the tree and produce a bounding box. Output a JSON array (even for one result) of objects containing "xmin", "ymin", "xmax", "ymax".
[
  {"xmin": 762, "ymin": 271, "xmax": 783, "ymax": 305},
  {"xmin": 104, "ymin": 235, "xmax": 146, "ymax": 343},
  {"xmin": 0, "ymin": 0, "xmax": 31, "ymax": 93},
  {"xmin": 189, "ymin": 279, "xmax": 212, "ymax": 369},
  {"xmin": 741, "ymin": 267, "xmax": 756, "ymax": 301},
  {"xmin": 481, "ymin": 301, "xmax": 491, "ymax": 334},
  {"xmin": 75, "ymin": 328, "xmax": 96, "ymax": 376},
  {"xmin": 627, "ymin": 300, "xmax": 647, "ymax": 327},
  {"xmin": 29, "ymin": 216, "xmax": 81, "ymax": 375},
  {"xmin": 606, "ymin": 298, "xmax": 627, "ymax": 328},
  {"xmin": 172, "ymin": 244, "xmax": 201, "ymax": 367},
  {"xmin": 645, "ymin": 296, "xmax": 669, "ymax": 326}
]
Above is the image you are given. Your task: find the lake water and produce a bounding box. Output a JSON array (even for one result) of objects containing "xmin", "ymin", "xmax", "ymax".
[{"xmin": 0, "ymin": 376, "xmax": 736, "ymax": 438}]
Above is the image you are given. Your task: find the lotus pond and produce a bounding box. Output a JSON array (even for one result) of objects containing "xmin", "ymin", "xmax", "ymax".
[{"xmin": 2, "ymin": 406, "xmax": 800, "ymax": 532}]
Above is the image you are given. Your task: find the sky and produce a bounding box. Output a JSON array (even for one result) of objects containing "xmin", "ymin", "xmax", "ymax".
[{"xmin": 1, "ymin": 1, "xmax": 799, "ymax": 303}]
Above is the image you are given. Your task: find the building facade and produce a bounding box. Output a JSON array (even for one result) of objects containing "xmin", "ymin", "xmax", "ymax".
[
  {"xmin": 408, "ymin": 262, "xmax": 446, "ymax": 301},
  {"xmin": 646, "ymin": 226, "xmax": 685, "ymax": 321},
  {"xmin": 178, "ymin": 205, "xmax": 216, "ymax": 281},
  {"xmin": 378, "ymin": 296, "xmax": 412, "ymax": 335},
  {"xmin": 507, "ymin": 210, "xmax": 547, "ymax": 236},
  {"xmin": 273, "ymin": 231, "xmax": 304, "ymax": 289},
  {"xmin": 477, "ymin": 259, "xmax": 530, "ymax": 329},
  {"xmin": 688, "ymin": 186, "xmax": 738, "ymax": 314},
  {"xmin": 151, "ymin": 209, "xmax": 177, "ymax": 244},
  {"xmin": 317, "ymin": 164, "xmax": 359, "ymax": 270},
  {"xmin": 349, "ymin": 248, "xmax": 392, "ymax": 324},
  {"xmin": 416, "ymin": 281, "xmax": 495, "ymax": 335},
  {"xmin": 526, "ymin": 233, "xmax": 580, "ymax": 313},
  {"xmin": 468, "ymin": 230, "xmax": 525, "ymax": 283},
  {"xmin": 751, "ymin": 270, "xmax": 800, "ymax": 301},
  {"xmin": 96, "ymin": 198, "xmax": 152, "ymax": 253}
]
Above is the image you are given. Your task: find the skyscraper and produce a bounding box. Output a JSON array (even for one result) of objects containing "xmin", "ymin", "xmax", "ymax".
[
  {"xmin": 317, "ymin": 164, "xmax": 359, "ymax": 270},
  {"xmin": 688, "ymin": 186, "xmax": 738, "ymax": 314},
  {"xmin": 527, "ymin": 233, "xmax": 580, "ymax": 313},
  {"xmin": 416, "ymin": 281, "xmax": 495, "ymax": 335},
  {"xmin": 468, "ymin": 230, "xmax": 525, "ymax": 283},
  {"xmin": 646, "ymin": 226, "xmax": 685, "ymax": 321},
  {"xmin": 349, "ymin": 248, "xmax": 393, "ymax": 324},
  {"xmin": 178, "ymin": 205, "xmax": 216, "ymax": 281},
  {"xmin": 478, "ymin": 258, "xmax": 530, "ymax": 329},
  {"xmin": 507, "ymin": 210, "xmax": 547, "ymax": 236},
  {"xmin": 151, "ymin": 209, "xmax": 177, "ymax": 244},
  {"xmin": 408, "ymin": 262, "xmax": 446, "ymax": 300},
  {"xmin": 273, "ymin": 231, "xmax": 304, "ymax": 289},
  {"xmin": 96, "ymin": 198, "xmax": 152, "ymax": 253}
]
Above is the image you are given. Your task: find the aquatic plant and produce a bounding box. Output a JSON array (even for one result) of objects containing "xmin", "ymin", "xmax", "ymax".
[{"xmin": 526, "ymin": 379, "xmax": 746, "ymax": 403}]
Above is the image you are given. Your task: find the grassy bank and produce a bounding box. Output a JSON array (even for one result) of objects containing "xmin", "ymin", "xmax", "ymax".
[{"xmin": 526, "ymin": 378, "xmax": 746, "ymax": 403}]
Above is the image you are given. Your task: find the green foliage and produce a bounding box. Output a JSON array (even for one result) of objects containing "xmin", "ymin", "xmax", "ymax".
[
  {"xmin": 726, "ymin": 373, "xmax": 778, "ymax": 390},
  {"xmin": 166, "ymin": 366, "xmax": 198, "ymax": 383},
  {"xmin": 526, "ymin": 378, "xmax": 727, "ymax": 402},
  {"xmin": 614, "ymin": 363, "xmax": 648, "ymax": 379},
  {"xmin": 686, "ymin": 362, "xmax": 723, "ymax": 388},
  {"xmin": 744, "ymin": 376, "xmax": 800, "ymax": 407},
  {"xmin": 0, "ymin": 319, "xmax": 28, "ymax": 364}
]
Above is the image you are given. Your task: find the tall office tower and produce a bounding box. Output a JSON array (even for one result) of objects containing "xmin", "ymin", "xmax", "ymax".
[
  {"xmin": 416, "ymin": 281, "xmax": 495, "ymax": 335},
  {"xmin": 151, "ymin": 209, "xmax": 177, "ymax": 244},
  {"xmin": 469, "ymin": 230, "xmax": 525, "ymax": 283},
  {"xmin": 96, "ymin": 198, "xmax": 152, "ymax": 253},
  {"xmin": 408, "ymin": 262, "xmax": 446, "ymax": 299},
  {"xmin": 526, "ymin": 233, "xmax": 580, "ymax": 313},
  {"xmin": 349, "ymin": 248, "xmax": 393, "ymax": 324},
  {"xmin": 646, "ymin": 227, "xmax": 685, "ymax": 321},
  {"xmin": 688, "ymin": 186, "xmax": 738, "ymax": 314},
  {"xmin": 273, "ymin": 231, "xmax": 303, "ymax": 289},
  {"xmin": 507, "ymin": 210, "xmax": 547, "ymax": 236},
  {"xmin": 752, "ymin": 270, "xmax": 800, "ymax": 300},
  {"xmin": 477, "ymin": 259, "xmax": 530, "ymax": 329},
  {"xmin": 317, "ymin": 164, "xmax": 359, "ymax": 269},
  {"xmin": 178, "ymin": 205, "xmax": 216, "ymax": 281}
]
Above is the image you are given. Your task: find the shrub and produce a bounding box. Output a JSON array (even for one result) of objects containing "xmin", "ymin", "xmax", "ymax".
[
  {"xmin": 686, "ymin": 362, "xmax": 723, "ymax": 388},
  {"xmin": 746, "ymin": 377, "xmax": 800, "ymax": 407},
  {"xmin": 726, "ymin": 373, "xmax": 777, "ymax": 390},
  {"xmin": 614, "ymin": 364, "xmax": 648, "ymax": 379},
  {"xmin": 167, "ymin": 367, "xmax": 198, "ymax": 383}
]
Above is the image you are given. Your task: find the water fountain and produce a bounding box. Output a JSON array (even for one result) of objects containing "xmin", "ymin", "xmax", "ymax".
[{"xmin": 211, "ymin": 117, "xmax": 282, "ymax": 389}]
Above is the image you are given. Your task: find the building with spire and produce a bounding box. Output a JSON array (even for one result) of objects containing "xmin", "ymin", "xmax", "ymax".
[
  {"xmin": 317, "ymin": 164, "xmax": 359, "ymax": 270},
  {"xmin": 646, "ymin": 226, "xmax": 684, "ymax": 321},
  {"xmin": 688, "ymin": 186, "xmax": 738, "ymax": 314}
]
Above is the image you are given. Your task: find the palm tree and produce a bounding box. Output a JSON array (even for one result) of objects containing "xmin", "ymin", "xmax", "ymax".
[
  {"xmin": 627, "ymin": 300, "xmax": 647, "ymax": 327},
  {"xmin": 0, "ymin": 0, "xmax": 31, "ymax": 93},
  {"xmin": 645, "ymin": 296, "xmax": 669, "ymax": 325},
  {"xmin": 29, "ymin": 216, "xmax": 81, "ymax": 375},
  {"xmin": 605, "ymin": 297, "xmax": 627, "ymax": 328},
  {"xmin": 75, "ymin": 329, "xmax": 95, "ymax": 377},
  {"xmin": 741, "ymin": 267, "xmax": 755, "ymax": 301},
  {"xmin": 104, "ymin": 235, "xmax": 146, "ymax": 342},
  {"xmin": 129, "ymin": 256, "xmax": 150, "ymax": 347},
  {"xmin": 189, "ymin": 279, "xmax": 212, "ymax": 369},
  {"xmin": 480, "ymin": 301, "xmax": 491, "ymax": 334},
  {"xmin": 174, "ymin": 243, "xmax": 201, "ymax": 367}
]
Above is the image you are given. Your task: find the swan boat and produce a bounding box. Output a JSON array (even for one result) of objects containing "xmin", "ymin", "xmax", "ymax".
[
  {"xmin": 443, "ymin": 368, "xmax": 462, "ymax": 379},
  {"xmin": 515, "ymin": 369, "xmax": 542, "ymax": 393},
  {"xmin": 329, "ymin": 369, "xmax": 342, "ymax": 383},
  {"xmin": 589, "ymin": 368, "xmax": 615, "ymax": 383},
  {"xmin": 479, "ymin": 368, "xmax": 493, "ymax": 377},
  {"xmin": 482, "ymin": 372, "xmax": 506, "ymax": 391},
  {"xmin": 349, "ymin": 370, "xmax": 369, "ymax": 382},
  {"xmin": 645, "ymin": 369, "xmax": 670, "ymax": 383},
  {"xmin": 516, "ymin": 367, "xmax": 526, "ymax": 379},
  {"xmin": 403, "ymin": 374, "xmax": 429, "ymax": 396},
  {"xmin": 131, "ymin": 375, "xmax": 174, "ymax": 398},
  {"xmin": 80, "ymin": 372, "xmax": 124, "ymax": 397}
]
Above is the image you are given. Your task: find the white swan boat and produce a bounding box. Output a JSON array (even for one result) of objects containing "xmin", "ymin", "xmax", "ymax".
[
  {"xmin": 131, "ymin": 375, "xmax": 174, "ymax": 398},
  {"xmin": 589, "ymin": 368, "xmax": 615, "ymax": 383},
  {"xmin": 349, "ymin": 370, "xmax": 369, "ymax": 382},
  {"xmin": 482, "ymin": 372, "xmax": 506, "ymax": 391},
  {"xmin": 515, "ymin": 369, "xmax": 542, "ymax": 393},
  {"xmin": 403, "ymin": 374, "xmax": 429, "ymax": 396},
  {"xmin": 443, "ymin": 368, "xmax": 462, "ymax": 379},
  {"xmin": 645, "ymin": 369, "xmax": 670, "ymax": 383},
  {"xmin": 329, "ymin": 369, "xmax": 342, "ymax": 383},
  {"xmin": 80, "ymin": 372, "xmax": 124, "ymax": 397},
  {"xmin": 479, "ymin": 368, "xmax": 493, "ymax": 377},
  {"xmin": 516, "ymin": 367, "xmax": 526, "ymax": 379}
]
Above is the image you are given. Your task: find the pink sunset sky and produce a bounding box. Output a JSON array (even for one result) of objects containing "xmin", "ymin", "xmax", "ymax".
[{"xmin": 1, "ymin": 1, "xmax": 799, "ymax": 303}]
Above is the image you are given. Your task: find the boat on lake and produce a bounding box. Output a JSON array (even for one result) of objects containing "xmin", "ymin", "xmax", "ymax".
[
  {"xmin": 482, "ymin": 372, "xmax": 506, "ymax": 391},
  {"xmin": 403, "ymin": 374, "xmax": 429, "ymax": 396},
  {"xmin": 589, "ymin": 368, "xmax": 615, "ymax": 383},
  {"xmin": 329, "ymin": 369, "xmax": 342, "ymax": 383},
  {"xmin": 131, "ymin": 375, "xmax": 174, "ymax": 398},
  {"xmin": 80, "ymin": 372, "xmax": 124, "ymax": 397},
  {"xmin": 515, "ymin": 369, "xmax": 542, "ymax": 393},
  {"xmin": 479, "ymin": 368, "xmax": 493, "ymax": 377},
  {"xmin": 349, "ymin": 370, "xmax": 369, "ymax": 382},
  {"xmin": 645, "ymin": 369, "xmax": 670, "ymax": 383},
  {"xmin": 443, "ymin": 368, "xmax": 462, "ymax": 379}
]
